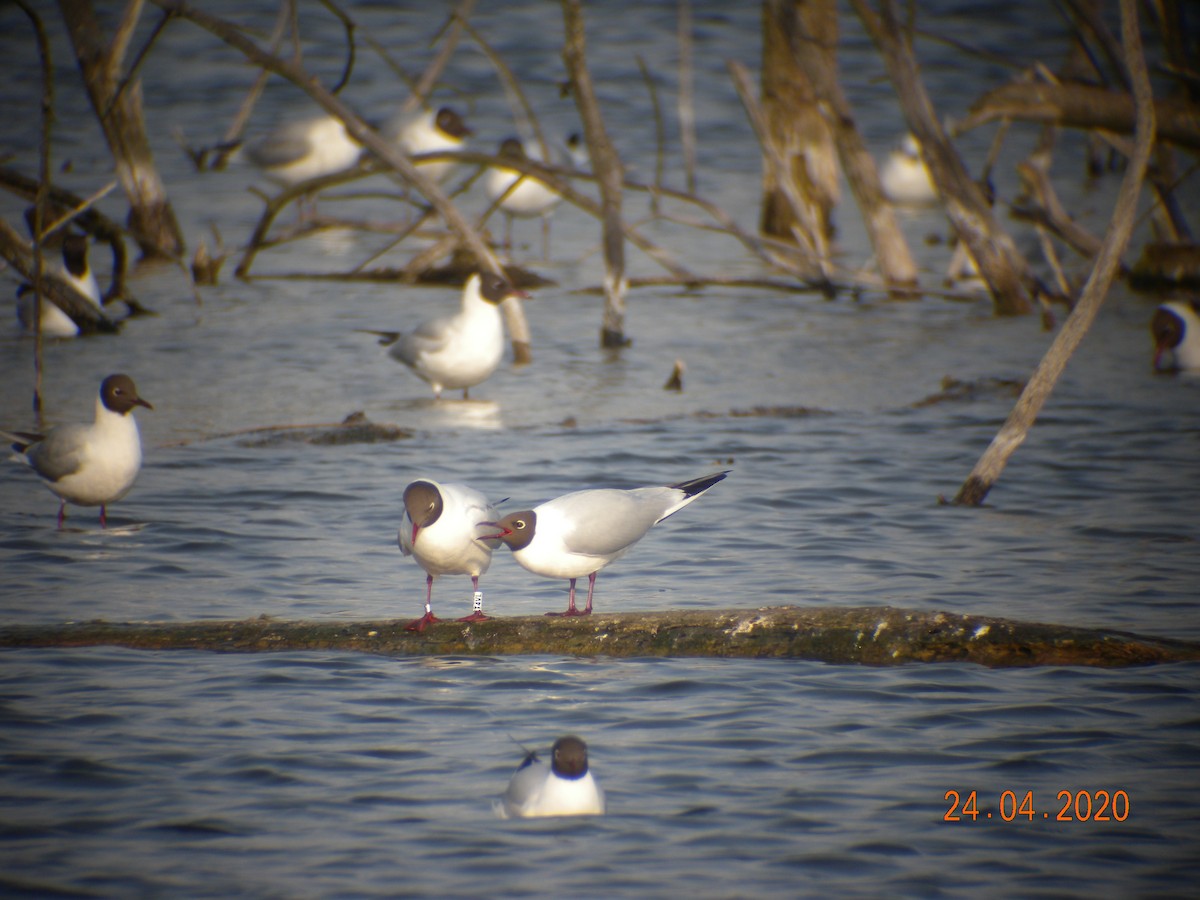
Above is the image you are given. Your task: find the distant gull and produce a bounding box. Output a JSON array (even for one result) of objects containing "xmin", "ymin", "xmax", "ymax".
[
  {"xmin": 1151, "ymin": 300, "xmax": 1200, "ymax": 371},
  {"xmin": 482, "ymin": 471, "xmax": 728, "ymax": 616},
  {"xmin": 15, "ymin": 231, "xmax": 104, "ymax": 339},
  {"xmin": 398, "ymin": 479, "xmax": 500, "ymax": 631},
  {"xmin": 362, "ymin": 273, "xmax": 527, "ymax": 400},
  {"xmin": 496, "ymin": 735, "xmax": 605, "ymax": 819},
  {"xmin": 484, "ymin": 136, "xmax": 574, "ymax": 258},
  {"xmin": 3, "ymin": 374, "xmax": 152, "ymax": 528},
  {"xmin": 384, "ymin": 106, "xmax": 472, "ymax": 184},
  {"xmin": 880, "ymin": 134, "xmax": 938, "ymax": 205},
  {"xmin": 243, "ymin": 114, "xmax": 363, "ymax": 212}
]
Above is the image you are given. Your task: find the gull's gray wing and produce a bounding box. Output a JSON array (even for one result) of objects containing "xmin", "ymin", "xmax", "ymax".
[{"xmin": 24, "ymin": 424, "xmax": 87, "ymax": 483}]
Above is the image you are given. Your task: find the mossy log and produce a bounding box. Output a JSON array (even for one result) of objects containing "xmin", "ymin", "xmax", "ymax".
[{"xmin": 2, "ymin": 607, "xmax": 1197, "ymax": 668}]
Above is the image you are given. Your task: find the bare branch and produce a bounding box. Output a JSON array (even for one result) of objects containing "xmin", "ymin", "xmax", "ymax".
[
  {"xmin": 956, "ymin": 79, "xmax": 1200, "ymax": 152},
  {"xmin": 953, "ymin": 0, "xmax": 1156, "ymax": 506},
  {"xmin": 562, "ymin": 0, "xmax": 629, "ymax": 347}
]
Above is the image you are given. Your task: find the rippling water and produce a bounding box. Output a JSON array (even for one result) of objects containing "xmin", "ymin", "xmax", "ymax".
[
  {"xmin": 2, "ymin": 651, "xmax": 1197, "ymax": 898},
  {"xmin": 2, "ymin": 1, "xmax": 1199, "ymax": 896}
]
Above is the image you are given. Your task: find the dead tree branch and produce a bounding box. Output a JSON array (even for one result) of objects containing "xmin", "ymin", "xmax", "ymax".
[
  {"xmin": 562, "ymin": 0, "xmax": 629, "ymax": 348},
  {"xmin": 953, "ymin": 0, "xmax": 1156, "ymax": 506},
  {"xmin": 955, "ymin": 80, "xmax": 1200, "ymax": 152},
  {"xmin": 57, "ymin": 0, "xmax": 185, "ymax": 260},
  {"xmin": 790, "ymin": 0, "xmax": 919, "ymax": 291},
  {"xmin": 850, "ymin": 0, "xmax": 1040, "ymax": 315},
  {"xmin": 152, "ymin": 0, "xmax": 532, "ymax": 362}
]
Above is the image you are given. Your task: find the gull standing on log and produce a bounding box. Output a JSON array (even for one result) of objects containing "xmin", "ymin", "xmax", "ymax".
[
  {"xmin": 399, "ymin": 479, "xmax": 500, "ymax": 631},
  {"xmin": 482, "ymin": 471, "xmax": 728, "ymax": 616}
]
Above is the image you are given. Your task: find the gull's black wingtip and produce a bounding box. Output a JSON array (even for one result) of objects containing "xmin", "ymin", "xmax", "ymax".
[{"xmin": 670, "ymin": 470, "xmax": 729, "ymax": 497}]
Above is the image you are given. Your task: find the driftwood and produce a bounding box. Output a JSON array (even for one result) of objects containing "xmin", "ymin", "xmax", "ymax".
[
  {"xmin": 1, "ymin": 606, "xmax": 1196, "ymax": 668},
  {"xmin": 953, "ymin": 0, "xmax": 1154, "ymax": 506},
  {"xmin": 1130, "ymin": 243, "xmax": 1200, "ymax": 289},
  {"xmin": 1012, "ymin": 153, "xmax": 1106, "ymax": 262}
]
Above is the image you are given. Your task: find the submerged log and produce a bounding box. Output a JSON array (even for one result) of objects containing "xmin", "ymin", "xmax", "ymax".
[{"xmin": 2, "ymin": 607, "xmax": 1197, "ymax": 668}]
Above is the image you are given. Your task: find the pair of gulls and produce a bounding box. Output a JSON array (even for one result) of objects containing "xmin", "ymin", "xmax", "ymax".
[
  {"xmin": 244, "ymin": 106, "xmax": 472, "ymax": 195},
  {"xmin": 398, "ymin": 470, "xmax": 728, "ymax": 631},
  {"xmin": 246, "ymin": 105, "xmax": 574, "ymax": 241}
]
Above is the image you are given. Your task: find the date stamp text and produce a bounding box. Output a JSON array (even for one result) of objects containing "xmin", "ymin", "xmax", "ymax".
[{"xmin": 943, "ymin": 789, "xmax": 1129, "ymax": 822}]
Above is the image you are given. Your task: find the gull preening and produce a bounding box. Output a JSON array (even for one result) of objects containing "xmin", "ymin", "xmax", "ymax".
[
  {"xmin": 398, "ymin": 479, "xmax": 500, "ymax": 631},
  {"xmin": 243, "ymin": 114, "xmax": 363, "ymax": 217}
]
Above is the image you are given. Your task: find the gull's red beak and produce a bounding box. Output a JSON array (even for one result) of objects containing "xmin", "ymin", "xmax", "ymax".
[{"xmin": 476, "ymin": 521, "xmax": 510, "ymax": 541}]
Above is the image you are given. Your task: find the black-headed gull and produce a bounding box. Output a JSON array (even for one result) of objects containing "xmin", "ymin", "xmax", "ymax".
[
  {"xmin": 482, "ymin": 471, "xmax": 728, "ymax": 616},
  {"xmin": 880, "ymin": 134, "xmax": 938, "ymax": 205},
  {"xmin": 244, "ymin": 114, "xmax": 363, "ymax": 191},
  {"xmin": 3, "ymin": 374, "xmax": 152, "ymax": 528},
  {"xmin": 496, "ymin": 735, "xmax": 605, "ymax": 819},
  {"xmin": 365, "ymin": 272, "xmax": 526, "ymax": 400},
  {"xmin": 385, "ymin": 106, "xmax": 472, "ymax": 184},
  {"xmin": 1151, "ymin": 300, "xmax": 1200, "ymax": 371},
  {"xmin": 399, "ymin": 478, "xmax": 500, "ymax": 631},
  {"xmin": 16, "ymin": 231, "xmax": 104, "ymax": 339},
  {"xmin": 484, "ymin": 136, "xmax": 572, "ymax": 257}
]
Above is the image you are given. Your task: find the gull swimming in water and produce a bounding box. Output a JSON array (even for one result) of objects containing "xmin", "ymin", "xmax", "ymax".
[{"xmin": 496, "ymin": 736, "xmax": 605, "ymax": 819}]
